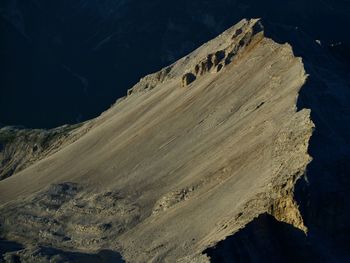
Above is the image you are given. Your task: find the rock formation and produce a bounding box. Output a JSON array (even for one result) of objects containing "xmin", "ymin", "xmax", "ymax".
[
  {"xmin": 0, "ymin": 123, "xmax": 93, "ymax": 180},
  {"xmin": 0, "ymin": 18, "xmax": 348, "ymax": 262}
]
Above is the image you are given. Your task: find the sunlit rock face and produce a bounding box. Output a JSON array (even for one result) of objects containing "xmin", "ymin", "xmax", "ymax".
[
  {"xmin": 0, "ymin": 19, "xmax": 318, "ymax": 262},
  {"xmin": 1, "ymin": 1, "xmax": 350, "ymax": 260}
]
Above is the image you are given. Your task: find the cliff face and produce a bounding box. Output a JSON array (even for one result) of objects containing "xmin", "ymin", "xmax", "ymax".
[{"xmin": 0, "ymin": 19, "xmax": 320, "ymax": 262}]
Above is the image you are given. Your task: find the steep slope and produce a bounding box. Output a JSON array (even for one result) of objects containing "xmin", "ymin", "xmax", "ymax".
[{"xmin": 0, "ymin": 19, "xmax": 314, "ymax": 262}]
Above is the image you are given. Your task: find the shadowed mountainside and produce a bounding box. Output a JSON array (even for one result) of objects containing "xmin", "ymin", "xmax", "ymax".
[
  {"xmin": 201, "ymin": 23, "xmax": 350, "ymax": 263},
  {"xmin": 0, "ymin": 239, "xmax": 124, "ymax": 263},
  {"xmin": 205, "ymin": 213, "xmax": 319, "ymax": 263},
  {"xmin": 268, "ymin": 23, "xmax": 350, "ymax": 261}
]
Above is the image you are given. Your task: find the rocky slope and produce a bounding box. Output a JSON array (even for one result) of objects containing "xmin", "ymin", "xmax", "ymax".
[
  {"xmin": 0, "ymin": 19, "xmax": 327, "ymax": 262},
  {"xmin": 0, "ymin": 122, "xmax": 94, "ymax": 180}
]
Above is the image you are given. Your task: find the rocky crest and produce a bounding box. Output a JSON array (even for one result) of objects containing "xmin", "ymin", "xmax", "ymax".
[{"xmin": 128, "ymin": 19, "xmax": 264, "ymax": 94}]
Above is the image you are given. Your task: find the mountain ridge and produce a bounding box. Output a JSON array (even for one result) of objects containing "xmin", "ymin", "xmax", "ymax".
[{"xmin": 0, "ymin": 19, "xmax": 318, "ymax": 262}]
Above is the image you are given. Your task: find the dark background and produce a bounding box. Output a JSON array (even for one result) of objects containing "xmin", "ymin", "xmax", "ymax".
[
  {"xmin": 1, "ymin": 2, "xmax": 350, "ymax": 260},
  {"xmin": 1, "ymin": 0, "xmax": 349, "ymax": 128}
]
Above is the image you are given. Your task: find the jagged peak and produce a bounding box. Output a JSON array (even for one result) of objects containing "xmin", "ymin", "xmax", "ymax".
[{"xmin": 127, "ymin": 18, "xmax": 263, "ymax": 95}]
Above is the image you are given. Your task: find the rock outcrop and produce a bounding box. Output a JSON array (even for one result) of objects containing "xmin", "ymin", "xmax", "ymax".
[
  {"xmin": 0, "ymin": 122, "xmax": 93, "ymax": 180},
  {"xmin": 0, "ymin": 19, "xmax": 323, "ymax": 262},
  {"xmin": 127, "ymin": 19, "xmax": 264, "ymax": 93}
]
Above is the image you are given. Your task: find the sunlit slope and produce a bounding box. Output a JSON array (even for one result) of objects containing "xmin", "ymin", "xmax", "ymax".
[{"xmin": 0, "ymin": 19, "xmax": 313, "ymax": 262}]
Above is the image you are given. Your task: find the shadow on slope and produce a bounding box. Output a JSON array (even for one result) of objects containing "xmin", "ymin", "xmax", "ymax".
[
  {"xmin": 204, "ymin": 213, "xmax": 319, "ymax": 263},
  {"xmin": 265, "ymin": 21, "xmax": 350, "ymax": 259},
  {"xmin": 204, "ymin": 21, "xmax": 350, "ymax": 262},
  {"xmin": 0, "ymin": 239, "xmax": 124, "ymax": 263},
  {"xmin": 0, "ymin": 239, "xmax": 24, "ymax": 258}
]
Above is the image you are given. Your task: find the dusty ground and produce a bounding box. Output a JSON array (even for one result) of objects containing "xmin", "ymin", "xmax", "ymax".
[{"xmin": 0, "ymin": 19, "xmax": 314, "ymax": 262}]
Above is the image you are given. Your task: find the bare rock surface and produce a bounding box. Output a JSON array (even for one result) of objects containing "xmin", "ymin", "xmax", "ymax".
[{"xmin": 0, "ymin": 19, "xmax": 314, "ymax": 262}]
